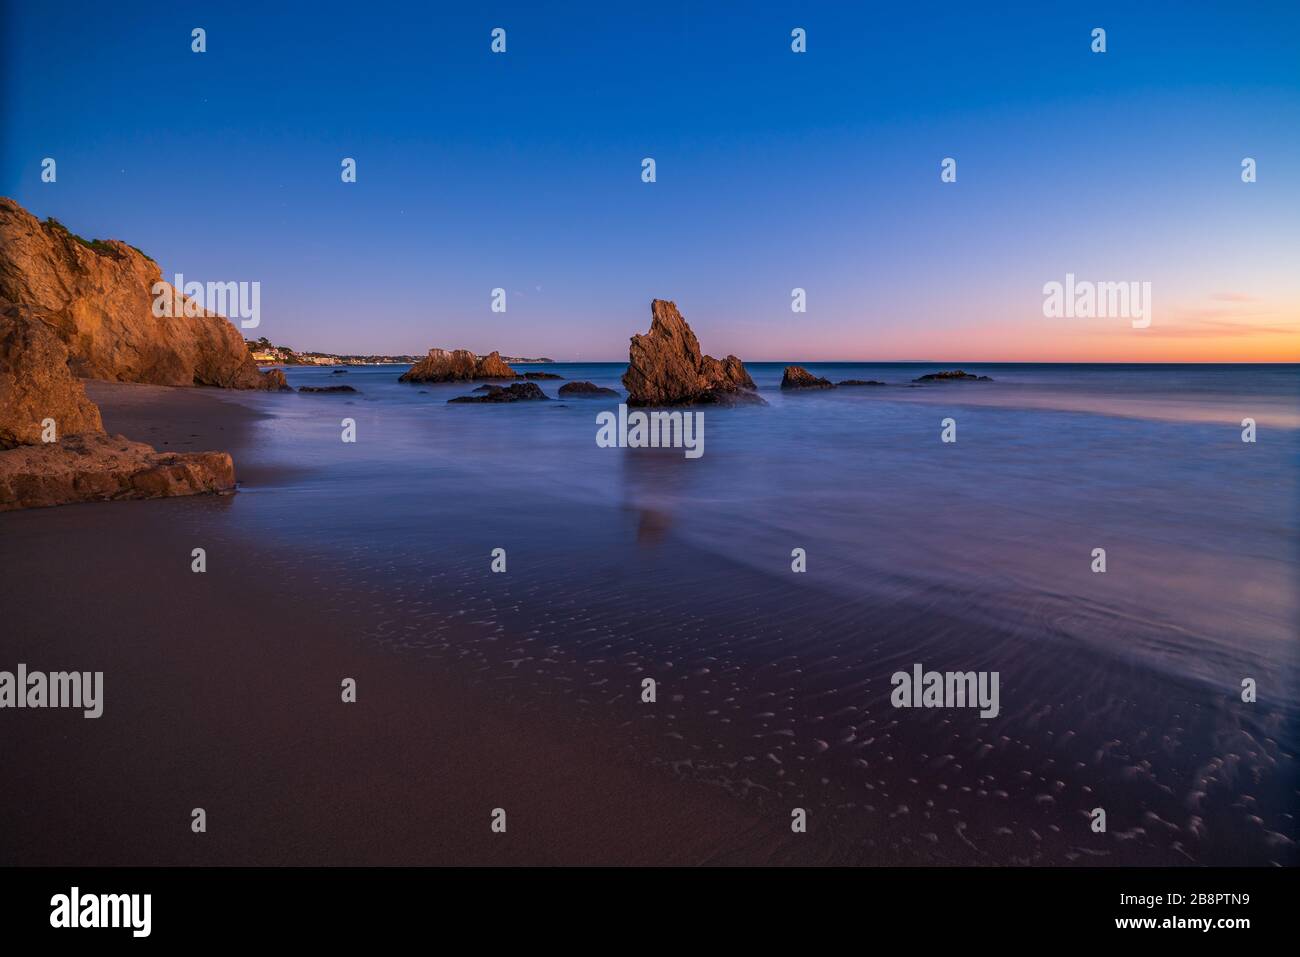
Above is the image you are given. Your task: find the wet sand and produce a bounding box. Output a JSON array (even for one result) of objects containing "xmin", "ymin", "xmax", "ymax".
[
  {"xmin": 2, "ymin": 380, "xmax": 1294, "ymax": 867},
  {"xmin": 0, "ymin": 382, "xmax": 822, "ymax": 865}
]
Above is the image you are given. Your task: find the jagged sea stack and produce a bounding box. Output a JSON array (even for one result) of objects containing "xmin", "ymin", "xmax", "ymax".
[{"xmin": 621, "ymin": 299, "xmax": 763, "ymax": 406}]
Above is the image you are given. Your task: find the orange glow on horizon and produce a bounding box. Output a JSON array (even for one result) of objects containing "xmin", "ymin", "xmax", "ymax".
[{"xmin": 739, "ymin": 300, "xmax": 1300, "ymax": 364}]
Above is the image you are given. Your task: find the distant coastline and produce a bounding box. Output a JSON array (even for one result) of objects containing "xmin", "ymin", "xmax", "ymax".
[{"xmin": 244, "ymin": 337, "xmax": 555, "ymax": 367}]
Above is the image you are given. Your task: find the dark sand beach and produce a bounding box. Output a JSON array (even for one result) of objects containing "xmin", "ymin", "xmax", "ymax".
[{"xmin": 0, "ymin": 382, "xmax": 827, "ymax": 865}]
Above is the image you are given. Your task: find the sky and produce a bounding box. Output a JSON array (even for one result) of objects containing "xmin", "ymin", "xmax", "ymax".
[{"xmin": 2, "ymin": 1, "xmax": 1298, "ymax": 361}]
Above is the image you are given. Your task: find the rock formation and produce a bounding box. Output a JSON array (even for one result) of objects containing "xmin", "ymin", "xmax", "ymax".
[
  {"xmin": 0, "ymin": 200, "xmax": 259, "ymax": 508},
  {"xmin": 781, "ymin": 366, "xmax": 835, "ymax": 389},
  {"xmin": 0, "ymin": 432, "xmax": 234, "ymax": 511},
  {"xmin": 0, "ymin": 314, "xmax": 239, "ymax": 509},
  {"xmin": 913, "ymin": 370, "xmax": 993, "ymax": 382},
  {"xmin": 0, "ymin": 304, "xmax": 103, "ymax": 449},
  {"xmin": 448, "ymin": 382, "xmax": 549, "ymax": 403},
  {"xmin": 399, "ymin": 348, "xmax": 517, "ymax": 383},
  {"xmin": 0, "ymin": 197, "xmax": 284, "ymax": 390},
  {"xmin": 261, "ymin": 368, "xmax": 291, "ymax": 391},
  {"xmin": 298, "ymin": 385, "xmax": 357, "ymax": 393},
  {"xmin": 837, "ymin": 379, "xmax": 886, "ymax": 387},
  {"xmin": 523, "ymin": 371, "xmax": 563, "ymax": 380},
  {"xmin": 621, "ymin": 300, "xmax": 763, "ymax": 406},
  {"xmin": 558, "ymin": 381, "xmax": 619, "ymax": 397},
  {"xmin": 475, "ymin": 351, "xmax": 516, "ymax": 379}
]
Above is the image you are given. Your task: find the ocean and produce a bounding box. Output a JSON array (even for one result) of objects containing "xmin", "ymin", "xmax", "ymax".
[{"xmin": 199, "ymin": 361, "xmax": 1298, "ymax": 864}]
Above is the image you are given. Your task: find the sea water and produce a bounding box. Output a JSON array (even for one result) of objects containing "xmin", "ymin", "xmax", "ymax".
[{"xmin": 203, "ymin": 361, "xmax": 1298, "ymax": 864}]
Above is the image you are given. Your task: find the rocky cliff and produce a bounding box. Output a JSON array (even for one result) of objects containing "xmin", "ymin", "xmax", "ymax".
[
  {"xmin": 622, "ymin": 300, "xmax": 762, "ymax": 406},
  {"xmin": 0, "ymin": 303, "xmax": 103, "ymax": 449},
  {"xmin": 0, "ymin": 198, "xmax": 251, "ymax": 508},
  {"xmin": 399, "ymin": 348, "xmax": 517, "ymax": 383},
  {"xmin": 0, "ymin": 307, "xmax": 237, "ymax": 509},
  {"xmin": 0, "ymin": 197, "xmax": 283, "ymax": 389}
]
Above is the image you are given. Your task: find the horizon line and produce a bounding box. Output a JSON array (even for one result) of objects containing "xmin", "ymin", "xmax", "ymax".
[{"xmin": 270, "ymin": 356, "xmax": 1300, "ymax": 366}]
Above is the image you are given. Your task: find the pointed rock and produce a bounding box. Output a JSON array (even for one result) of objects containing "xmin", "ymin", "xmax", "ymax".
[
  {"xmin": 781, "ymin": 366, "xmax": 835, "ymax": 389},
  {"xmin": 622, "ymin": 300, "xmax": 763, "ymax": 406}
]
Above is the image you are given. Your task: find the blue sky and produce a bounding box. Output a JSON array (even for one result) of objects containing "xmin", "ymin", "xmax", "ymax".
[{"xmin": 3, "ymin": 1, "xmax": 1298, "ymax": 360}]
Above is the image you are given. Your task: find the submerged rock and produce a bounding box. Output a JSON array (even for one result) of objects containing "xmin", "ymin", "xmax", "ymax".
[
  {"xmin": 0, "ymin": 432, "xmax": 235, "ymax": 511},
  {"xmin": 781, "ymin": 366, "xmax": 835, "ymax": 389},
  {"xmin": 837, "ymin": 379, "xmax": 886, "ymax": 387},
  {"xmin": 448, "ymin": 382, "xmax": 549, "ymax": 403},
  {"xmin": 399, "ymin": 348, "xmax": 517, "ymax": 383},
  {"xmin": 913, "ymin": 370, "xmax": 993, "ymax": 382},
  {"xmin": 523, "ymin": 371, "xmax": 564, "ymax": 380},
  {"xmin": 298, "ymin": 385, "xmax": 357, "ymax": 393},
  {"xmin": 558, "ymin": 381, "xmax": 619, "ymax": 397},
  {"xmin": 0, "ymin": 197, "xmax": 285, "ymax": 390},
  {"xmin": 0, "ymin": 303, "xmax": 103, "ymax": 449},
  {"xmin": 621, "ymin": 299, "xmax": 763, "ymax": 406}
]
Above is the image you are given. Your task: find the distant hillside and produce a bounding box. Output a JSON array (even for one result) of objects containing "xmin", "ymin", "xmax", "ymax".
[
  {"xmin": 244, "ymin": 338, "xmax": 421, "ymax": 366},
  {"xmin": 244, "ymin": 338, "xmax": 554, "ymax": 366}
]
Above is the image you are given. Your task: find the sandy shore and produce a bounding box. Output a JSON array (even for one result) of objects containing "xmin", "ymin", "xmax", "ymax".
[
  {"xmin": 5, "ymin": 378, "xmax": 1293, "ymax": 867},
  {"xmin": 0, "ymin": 381, "xmax": 821, "ymax": 865}
]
